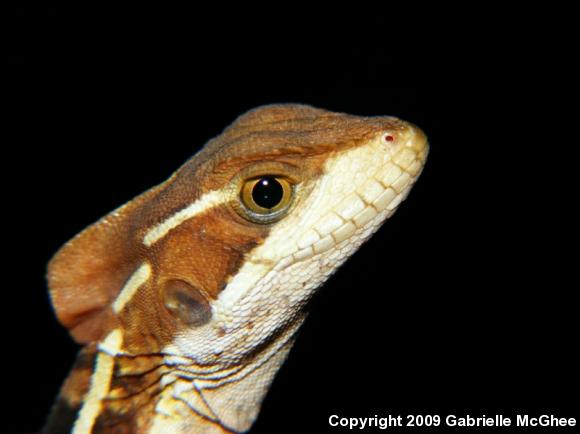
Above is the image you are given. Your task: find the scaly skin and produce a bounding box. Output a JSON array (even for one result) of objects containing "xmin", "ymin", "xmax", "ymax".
[{"xmin": 44, "ymin": 104, "xmax": 428, "ymax": 433}]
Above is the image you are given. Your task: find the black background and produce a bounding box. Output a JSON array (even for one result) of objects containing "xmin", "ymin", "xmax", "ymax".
[{"xmin": 5, "ymin": 6, "xmax": 578, "ymax": 434}]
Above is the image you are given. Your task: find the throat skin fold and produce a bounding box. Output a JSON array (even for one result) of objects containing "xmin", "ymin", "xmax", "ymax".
[
  {"xmin": 150, "ymin": 316, "xmax": 303, "ymax": 434},
  {"xmin": 44, "ymin": 104, "xmax": 429, "ymax": 433}
]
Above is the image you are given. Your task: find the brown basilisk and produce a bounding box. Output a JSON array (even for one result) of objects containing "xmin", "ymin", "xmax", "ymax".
[{"xmin": 43, "ymin": 104, "xmax": 428, "ymax": 433}]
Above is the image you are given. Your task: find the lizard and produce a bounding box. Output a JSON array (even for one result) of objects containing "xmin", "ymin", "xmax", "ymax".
[{"xmin": 42, "ymin": 104, "xmax": 429, "ymax": 434}]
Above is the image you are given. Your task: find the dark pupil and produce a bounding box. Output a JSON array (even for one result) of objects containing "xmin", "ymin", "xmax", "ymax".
[{"xmin": 252, "ymin": 177, "xmax": 283, "ymax": 209}]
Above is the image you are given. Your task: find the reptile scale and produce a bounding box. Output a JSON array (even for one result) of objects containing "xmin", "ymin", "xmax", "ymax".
[{"xmin": 43, "ymin": 104, "xmax": 429, "ymax": 433}]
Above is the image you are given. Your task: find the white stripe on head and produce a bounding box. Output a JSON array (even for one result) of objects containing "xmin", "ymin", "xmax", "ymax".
[
  {"xmin": 112, "ymin": 263, "xmax": 152, "ymax": 313},
  {"xmin": 143, "ymin": 189, "xmax": 230, "ymax": 247}
]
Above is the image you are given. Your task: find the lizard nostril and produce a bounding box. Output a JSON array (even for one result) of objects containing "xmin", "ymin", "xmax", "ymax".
[{"xmin": 381, "ymin": 133, "xmax": 395, "ymax": 144}]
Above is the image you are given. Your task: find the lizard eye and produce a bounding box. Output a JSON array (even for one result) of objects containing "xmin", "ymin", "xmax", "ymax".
[{"xmin": 240, "ymin": 176, "xmax": 294, "ymax": 223}]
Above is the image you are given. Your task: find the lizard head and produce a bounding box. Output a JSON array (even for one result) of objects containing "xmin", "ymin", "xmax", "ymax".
[
  {"xmin": 47, "ymin": 104, "xmax": 428, "ymax": 433},
  {"xmin": 49, "ymin": 104, "xmax": 428, "ymax": 358},
  {"xmin": 159, "ymin": 104, "xmax": 429, "ymax": 364}
]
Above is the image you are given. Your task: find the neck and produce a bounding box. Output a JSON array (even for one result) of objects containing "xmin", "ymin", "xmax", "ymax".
[{"xmin": 44, "ymin": 316, "xmax": 304, "ymax": 434}]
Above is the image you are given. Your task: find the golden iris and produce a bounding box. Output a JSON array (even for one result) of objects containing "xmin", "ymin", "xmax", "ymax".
[{"xmin": 240, "ymin": 176, "xmax": 293, "ymax": 220}]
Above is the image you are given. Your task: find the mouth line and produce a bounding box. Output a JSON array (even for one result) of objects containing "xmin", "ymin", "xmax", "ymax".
[{"xmin": 278, "ymin": 158, "xmax": 425, "ymax": 270}]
